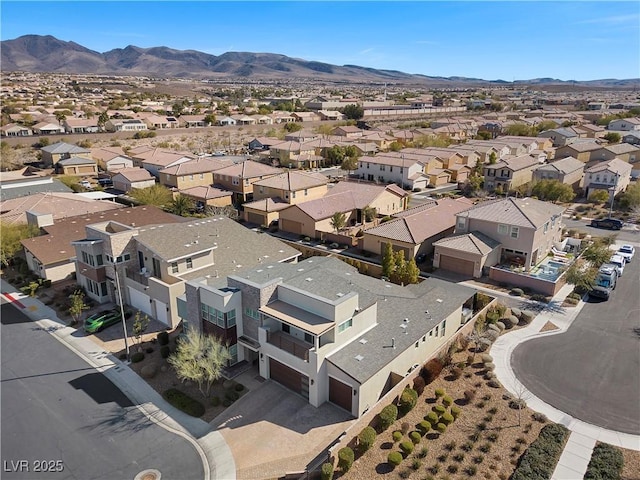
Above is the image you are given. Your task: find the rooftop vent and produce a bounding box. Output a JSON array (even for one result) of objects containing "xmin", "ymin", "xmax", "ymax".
[
  {"xmin": 359, "ymin": 338, "xmax": 368, "ymax": 344},
  {"xmin": 336, "ymin": 293, "xmax": 344, "ymax": 297},
  {"xmin": 305, "ymin": 277, "xmax": 313, "ymax": 282},
  {"xmin": 436, "ymin": 298, "xmax": 443, "ymax": 303},
  {"xmin": 355, "ymin": 354, "xmax": 364, "ymax": 361}
]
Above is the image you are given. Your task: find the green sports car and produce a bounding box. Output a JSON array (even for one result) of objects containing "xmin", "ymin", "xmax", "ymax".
[{"xmin": 84, "ymin": 308, "xmax": 123, "ymax": 333}]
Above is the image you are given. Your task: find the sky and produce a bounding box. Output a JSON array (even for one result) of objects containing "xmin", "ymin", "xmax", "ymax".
[{"xmin": 1, "ymin": 1, "xmax": 639, "ymax": 81}]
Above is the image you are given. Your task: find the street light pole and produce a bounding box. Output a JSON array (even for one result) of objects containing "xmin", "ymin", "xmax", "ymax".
[
  {"xmin": 608, "ymin": 173, "xmax": 619, "ymax": 219},
  {"xmin": 112, "ymin": 261, "xmax": 130, "ymax": 363}
]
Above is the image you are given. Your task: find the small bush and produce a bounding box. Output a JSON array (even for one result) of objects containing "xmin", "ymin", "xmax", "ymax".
[
  {"xmin": 450, "ymin": 366, "xmax": 463, "ymax": 379},
  {"xmin": 225, "ymin": 390, "xmax": 239, "ymax": 401},
  {"xmin": 410, "ymin": 431, "xmax": 421, "ymax": 444},
  {"xmin": 378, "ymin": 404, "xmax": 398, "ymax": 431},
  {"xmin": 157, "ymin": 331, "xmax": 169, "ymax": 345},
  {"xmin": 433, "ymin": 405, "xmax": 446, "ymax": 415},
  {"xmin": 465, "ymin": 465, "xmax": 478, "ymax": 476},
  {"xmin": 434, "ymin": 388, "xmax": 446, "ymax": 398},
  {"xmin": 320, "ymin": 462, "xmax": 334, "ymax": 480},
  {"xmin": 422, "ymin": 359, "xmax": 444, "ymax": 384},
  {"xmin": 417, "ymin": 446, "xmax": 428, "ymax": 458},
  {"xmin": 398, "ymin": 387, "xmax": 418, "ymax": 415},
  {"xmin": 131, "ymin": 352, "xmax": 145, "ymax": 363},
  {"xmin": 160, "ymin": 345, "xmax": 171, "ymax": 358},
  {"xmin": 487, "ymin": 380, "xmax": 501, "ymax": 388},
  {"xmin": 417, "ymin": 420, "xmax": 431, "ymax": 435},
  {"xmin": 425, "ymin": 412, "xmax": 439, "ymax": 425},
  {"xmin": 453, "ymin": 452, "xmax": 465, "ymax": 463},
  {"xmin": 413, "ymin": 376, "xmax": 426, "ymax": 396},
  {"xmin": 442, "ymin": 395, "xmax": 453, "ymax": 407},
  {"xmin": 436, "ymin": 423, "xmax": 447, "ymax": 433},
  {"xmin": 400, "ymin": 441, "xmax": 414, "ymax": 456},
  {"xmin": 145, "ymin": 347, "xmax": 154, "ymax": 354},
  {"xmin": 447, "ymin": 464, "xmax": 459, "ymax": 474},
  {"xmin": 584, "ymin": 443, "xmax": 624, "ymax": 480},
  {"xmin": 444, "ymin": 441, "xmax": 457, "ymax": 451},
  {"xmin": 163, "ymin": 388, "xmax": 205, "ymax": 417},
  {"xmin": 235, "ymin": 383, "xmax": 245, "ymax": 392},
  {"xmin": 210, "ymin": 396, "xmax": 220, "ymax": 407},
  {"xmin": 509, "ymin": 398, "xmax": 527, "ymax": 410},
  {"xmin": 392, "ymin": 430, "xmax": 403, "ymax": 442},
  {"xmin": 487, "ymin": 432, "xmax": 499, "ymax": 443},
  {"xmin": 479, "ymin": 443, "xmax": 491, "ymax": 453},
  {"xmin": 451, "ymin": 406, "xmax": 461, "ymax": 419},
  {"xmin": 358, "ymin": 426, "xmax": 376, "ymax": 453},
  {"xmin": 388, "ymin": 451, "xmax": 403, "ymax": 467},
  {"xmin": 464, "ymin": 390, "xmax": 476, "ymax": 402},
  {"xmin": 441, "ymin": 413, "xmax": 454, "ymax": 425},
  {"xmin": 337, "ymin": 447, "xmax": 354, "ymax": 472},
  {"xmin": 461, "ymin": 441, "xmax": 473, "ymax": 452},
  {"xmin": 511, "ymin": 288, "xmax": 524, "ymax": 296},
  {"xmin": 401, "ymin": 422, "xmax": 411, "ymax": 435},
  {"xmin": 532, "ymin": 412, "xmax": 548, "ymax": 423}
]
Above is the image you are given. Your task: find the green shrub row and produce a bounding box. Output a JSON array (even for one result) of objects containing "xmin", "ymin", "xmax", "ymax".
[
  {"xmin": 378, "ymin": 404, "xmax": 398, "ymax": 431},
  {"xmin": 162, "ymin": 388, "xmax": 205, "ymax": 417},
  {"xmin": 584, "ymin": 443, "xmax": 624, "ymax": 480},
  {"xmin": 337, "ymin": 447, "xmax": 354, "ymax": 472},
  {"xmin": 511, "ymin": 423, "xmax": 569, "ymax": 480},
  {"xmin": 358, "ymin": 426, "xmax": 376, "ymax": 453}
]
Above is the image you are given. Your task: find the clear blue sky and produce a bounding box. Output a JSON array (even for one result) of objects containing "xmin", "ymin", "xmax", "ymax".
[{"xmin": 1, "ymin": 1, "xmax": 638, "ymax": 81}]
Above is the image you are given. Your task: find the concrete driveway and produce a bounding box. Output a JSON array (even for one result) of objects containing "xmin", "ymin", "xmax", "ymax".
[
  {"xmin": 512, "ymin": 243, "xmax": 640, "ymax": 434},
  {"xmin": 213, "ymin": 379, "xmax": 353, "ymax": 480}
]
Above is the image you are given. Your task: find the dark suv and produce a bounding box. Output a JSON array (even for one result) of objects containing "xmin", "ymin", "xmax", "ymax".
[{"xmin": 590, "ymin": 218, "xmax": 623, "ymax": 230}]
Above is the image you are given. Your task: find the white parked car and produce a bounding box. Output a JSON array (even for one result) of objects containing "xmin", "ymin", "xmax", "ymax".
[
  {"xmin": 609, "ymin": 254, "xmax": 626, "ymax": 277},
  {"xmin": 617, "ymin": 245, "xmax": 635, "ymax": 262}
]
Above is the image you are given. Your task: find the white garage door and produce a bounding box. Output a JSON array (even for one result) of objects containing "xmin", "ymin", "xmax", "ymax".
[
  {"xmin": 127, "ymin": 287, "xmax": 153, "ymax": 316},
  {"xmin": 153, "ymin": 299, "xmax": 169, "ymax": 326}
]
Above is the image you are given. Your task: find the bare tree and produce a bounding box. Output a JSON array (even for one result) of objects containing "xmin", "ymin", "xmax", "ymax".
[
  {"xmin": 132, "ymin": 311, "xmax": 150, "ymax": 351},
  {"xmin": 68, "ymin": 290, "xmax": 89, "ymax": 327}
]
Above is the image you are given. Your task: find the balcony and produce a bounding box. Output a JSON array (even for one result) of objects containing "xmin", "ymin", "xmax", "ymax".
[
  {"xmin": 126, "ymin": 268, "xmax": 149, "ymax": 286},
  {"xmin": 267, "ymin": 330, "xmax": 311, "ymax": 361}
]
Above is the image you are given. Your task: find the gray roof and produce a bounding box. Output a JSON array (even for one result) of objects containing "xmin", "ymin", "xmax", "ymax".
[
  {"xmin": 0, "ymin": 178, "xmax": 72, "ymax": 202},
  {"xmin": 433, "ymin": 231, "xmax": 501, "ymax": 255},
  {"xmin": 535, "ymin": 156, "xmax": 584, "ymax": 175},
  {"xmin": 57, "ymin": 156, "xmax": 97, "ymax": 166},
  {"xmin": 458, "ymin": 197, "xmax": 565, "ymax": 229},
  {"xmin": 135, "ymin": 216, "xmax": 300, "ymax": 277},
  {"xmin": 211, "ymin": 256, "xmax": 475, "ymax": 384},
  {"xmin": 41, "ymin": 142, "xmax": 90, "ymax": 154}
]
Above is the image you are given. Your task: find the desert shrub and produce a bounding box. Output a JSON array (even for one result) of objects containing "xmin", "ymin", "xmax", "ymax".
[
  {"xmin": 509, "ymin": 398, "xmax": 527, "ymax": 410},
  {"xmin": 511, "ymin": 424, "xmax": 569, "ymax": 480},
  {"xmin": 163, "ymin": 388, "xmax": 205, "ymax": 417},
  {"xmin": 401, "ymin": 422, "xmax": 411, "ymax": 435},
  {"xmin": 417, "ymin": 446, "xmax": 428, "ymax": 458},
  {"xmin": 410, "ymin": 431, "xmax": 421, "ymax": 444},
  {"xmin": 160, "ymin": 346, "xmax": 171, "ymax": 358},
  {"xmin": 479, "ymin": 443, "xmax": 491, "ymax": 453},
  {"xmin": 481, "ymin": 354, "xmax": 493, "ymax": 363},
  {"xmin": 487, "ymin": 379, "xmax": 501, "ymax": 388},
  {"xmin": 417, "ymin": 420, "xmax": 431, "ymax": 435},
  {"xmin": 532, "ymin": 412, "xmax": 548, "ymax": 423},
  {"xmin": 422, "ymin": 359, "xmax": 444, "ymax": 384},
  {"xmin": 442, "ymin": 395, "xmax": 453, "ymax": 407},
  {"xmin": 157, "ymin": 331, "xmax": 169, "ymax": 345},
  {"xmin": 436, "ymin": 423, "xmax": 447, "ymax": 433},
  {"xmin": 488, "ymin": 406, "xmax": 498, "ymax": 414},
  {"xmin": 441, "ymin": 413, "xmax": 454, "ymax": 425},
  {"xmin": 131, "ymin": 352, "xmax": 145, "ymax": 363},
  {"xmin": 465, "ymin": 465, "xmax": 478, "ymax": 476},
  {"xmin": 434, "ymin": 388, "xmax": 446, "ymax": 398},
  {"xmin": 392, "ymin": 430, "xmax": 403, "ymax": 442},
  {"xmin": 320, "ymin": 462, "xmax": 334, "ymax": 480},
  {"xmin": 433, "ymin": 405, "xmax": 446, "ymax": 415},
  {"xmin": 466, "ymin": 354, "xmax": 475, "ymax": 365},
  {"xmin": 531, "ymin": 293, "xmax": 549, "ymax": 303},
  {"xmin": 447, "ymin": 464, "xmax": 459, "ymax": 474},
  {"xmin": 565, "ymin": 297, "xmax": 579, "ymax": 306},
  {"xmin": 398, "ymin": 387, "xmax": 418, "ymax": 415},
  {"xmin": 444, "ymin": 441, "xmax": 457, "ymax": 451},
  {"xmin": 584, "ymin": 443, "xmax": 624, "ymax": 480},
  {"xmin": 426, "ymin": 412, "xmax": 439, "ymax": 425},
  {"xmin": 210, "ymin": 396, "xmax": 220, "ymax": 407},
  {"xmin": 451, "ymin": 405, "xmax": 461, "ymax": 419},
  {"xmin": 453, "ymin": 452, "xmax": 465, "ymax": 462},
  {"xmin": 413, "ymin": 376, "xmax": 426, "ymax": 396},
  {"xmin": 495, "ymin": 321, "xmax": 506, "ymax": 331},
  {"xmin": 487, "ymin": 432, "xmax": 499, "ymax": 442},
  {"xmin": 358, "ymin": 426, "xmax": 376, "ymax": 453},
  {"xmin": 235, "ymin": 383, "xmax": 245, "ymax": 392},
  {"xmin": 388, "ymin": 451, "xmax": 403, "ymax": 467},
  {"xmin": 337, "ymin": 447, "xmax": 354, "ymax": 472},
  {"xmin": 400, "ymin": 441, "xmax": 414, "ymax": 456},
  {"xmin": 463, "ymin": 390, "xmax": 476, "ymax": 402},
  {"xmin": 511, "ymin": 288, "xmax": 524, "ymax": 296},
  {"xmin": 450, "ymin": 366, "xmax": 463, "ymax": 379},
  {"xmin": 485, "ymin": 330, "xmax": 499, "ymax": 342},
  {"xmin": 378, "ymin": 404, "xmax": 398, "ymax": 431}
]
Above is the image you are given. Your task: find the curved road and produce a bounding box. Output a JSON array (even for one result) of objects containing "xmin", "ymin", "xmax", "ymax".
[
  {"xmin": 1, "ymin": 302, "xmax": 205, "ymax": 480},
  {"xmin": 512, "ymin": 250, "xmax": 640, "ymax": 434}
]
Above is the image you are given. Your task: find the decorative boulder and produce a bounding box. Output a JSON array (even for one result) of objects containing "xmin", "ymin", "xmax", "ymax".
[{"xmin": 141, "ymin": 365, "xmax": 157, "ymax": 379}]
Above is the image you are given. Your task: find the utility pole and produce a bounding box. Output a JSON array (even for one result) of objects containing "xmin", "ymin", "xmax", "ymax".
[
  {"xmin": 608, "ymin": 173, "xmax": 619, "ymax": 219},
  {"xmin": 112, "ymin": 261, "xmax": 130, "ymax": 363}
]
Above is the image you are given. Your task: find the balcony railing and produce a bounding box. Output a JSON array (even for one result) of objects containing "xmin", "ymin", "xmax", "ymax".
[
  {"xmin": 125, "ymin": 268, "xmax": 149, "ymax": 286},
  {"xmin": 267, "ymin": 330, "xmax": 311, "ymax": 362}
]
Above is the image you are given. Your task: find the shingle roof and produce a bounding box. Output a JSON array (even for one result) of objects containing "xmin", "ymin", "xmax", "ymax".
[
  {"xmin": 535, "ymin": 156, "xmax": 584, "ymax": 175},
  {"xmin": 458, "ymin": 197, "xmax": 565, "ymax": 229},
  {"xmin": 433, "ymin": 231, "xmax": 501, "ymax": 255},
  {"xmin": 57, "ymin": 156, "xmax": 97, "ymax": 166},
  {"xmin": 491, "ymin": 154, "xmax": 539, "ymax": 171},
  {"xmin": 603, "ymin": 143, "xmax": 639, "ymax": 154},
  {"xmin": 252, "ymin": 170, "xmax": 328, "ymax": 191},
  {"xmin": 41, "ymin": 142, "xmax": 90, "ymax": 154},
  {"xmin": 585, "ymin": 158, "xmax": 633, "ymax": 174}
]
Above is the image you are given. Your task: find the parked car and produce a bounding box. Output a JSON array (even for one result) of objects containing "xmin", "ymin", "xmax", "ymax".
[
  {"xmin": 617, "ymin": 244, "xmax": 635, "ymax": 262},
  {"xmin": 97, "ymin": 178, "xmax": 113, "ymax": 187},
  {"xmin": 589, "ymin": 218, "xmax": 623, "ymax": 230},
  {"xmin": 589, "ymin": 264, "xmax": 618, "ymax": 300},
  {"xmin": 415, "ymin": 253, "xmax": 427, "ymax": 264},
  {"xmin": 84, "ymin": 308, "xmax": 122, "ymax": 333},
  {"xmin": 608, "ymin": 254, "xmax": 626, "ymax": 277},
  {"xmin": 79, "ymin": 180, "xmax": 92, "ymax": 189}
]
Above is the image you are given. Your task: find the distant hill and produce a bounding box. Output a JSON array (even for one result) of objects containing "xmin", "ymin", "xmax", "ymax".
[{"xmin": 1, "ymin": 35, "xmax": 638, "ymax": 87}]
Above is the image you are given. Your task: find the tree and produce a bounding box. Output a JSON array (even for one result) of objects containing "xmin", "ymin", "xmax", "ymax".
[
  {"xmin": 97, "ymin": 111, "xmax": 109, "ymax": 128},
  {"xmin": 326, "ymin": 145, "xmax": 345, "ymax": 166},
  {"xmin": 588, "ymin": 190, "xmax": 610, "ymax": 204},
  {"xmin": 68, "ymin": 289, "xmax": 89, "ymax": 327},
  {"xmin": 618, "ymin": 182, "xmax": 640, "ymax": 209},
  {"xmin": 564, "ymin": 260, "xmax": 597, "ymax": 293},
  {"xmin": 506, "ymin": 123, "xmax": 534, "ymax": 136},
  {"xmin": 404, "ymin": 258, "xmax": 420, "ymax": 284},
  {"xmin": 129, "ymin": 184, "xmax": 173, "ymax": 208},
  {"xmin": 391, "ymin": 250, "xmax": 407, "ymax": 284},
  {"xmin": 330, "ymin": 211, "xmax": 347, "ymax": 233},
  {"xmin": 582, "ymin": 242, "xmax": 612, "ymax": 267},
  {"xmin": 536, "ymin": 120, "xmax": 557, "ymax": 132},
  {"xmin": 172, "ymin": 101, "xmax": 185, "ymax": 117},
  {"xmin": 342, "ymin": 104, "xmax": 364, "ymax": 120},
  {"xmin": 382, "ymin": 243, "xmax": 394, "ymax": 278},
  {"xmin": 203, "ymin": 113, "xmax": 216, "ymax": 126},
  {"xmin": 388, "ymin": 141, "xmax": 403, "ymax": 152},
  {"xmin": 283, "ymin": 122, "xmax": 302, "ymax": 133},
  {"xmin": 168, "ymin": 329, "xmax": 231, "ymax": 398},
  {"xmin": 603, "ymin": 132, "xmax": 621, "ymax": 144},
  {"xmin": 167, "ymin": 194, "xmax": 195, "ymax": 216},
  {"xmin": 531, "ymin": 180, "xmax": 575, "ymax": 203},
  {"xmin": 132, "ymin": 311, "xmax": 150, "ymax": 351},
  {"xmin": 488, "ymin": 152, "xmax": 497, "ymax": 164},
  {"xmin": 0, "ymin": 222, "xmax": 40, "ymax": 267},
  {"xmin": 362, "ymin": 205, "xmax": 377, "ymax": 222}
]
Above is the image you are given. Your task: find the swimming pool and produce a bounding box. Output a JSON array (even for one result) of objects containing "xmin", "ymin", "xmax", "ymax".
[{"xmin": 529, "ymin": 257, "xmax": 569, "ymax": 281}]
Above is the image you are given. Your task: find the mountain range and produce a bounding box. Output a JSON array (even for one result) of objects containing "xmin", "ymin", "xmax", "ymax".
[{"xmin": 1, "ymin": 35, "xmax": 637, "ymax": 87}]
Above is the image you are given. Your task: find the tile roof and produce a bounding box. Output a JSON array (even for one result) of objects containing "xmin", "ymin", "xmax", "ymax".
[
  {"xmin": 458, "ymin": 197, "xmax": 565, "ymax": 229},
  {"xmin": 585, "ymin": 158, "xmax": 633, "ymax": 174},
  {"xmin": 603, "ymin": 143, "xmax": 639, "ymax": 154},
  {"xmin": 242, "ymin": 197, "xmax": 291, "ymax": 213},
  {"xmin": 253, "ymin": 171, "xmax": 328, "ymax": 191},
  {"xmin": 560, "ymin": 141, "xmax": 602, "ymax": 153},
  {"xmin": 213, "ymin": 160, "xmax": 282, "ymax": 179},
  {"xmin": 112, "ymin": 167, "xmax": 155, "ymax": 182},
  {"xmin": 535, "ymin": 156, "xmax": 584, "ymax": 174},
  {"xmin": 491, "ymin": 154, "xmax": 539, "ymax": 171},
  {"xmin": 41, "ymin": 142, "xmax": 90, "ymax": 154},
  {"xmin": 433, "ymin": 231, "xmax": 501, "ymax": 255},
  {"xmin": 179, "ymin": 185, "xmax": 233, "ymax": 200},
  {"xmin": 21, "ymin": 206, "xmax": 180, "ymax": 265},
  {"xmin": 57, "ymin": 156, "xmax": 97, "ymax": 166},
  {"xmin": 91, "ymin": 147, "xmax": 127, "ymax": 162},
  {"xmin": 159, "ymin": 157, "xmax": 235, "ymax": 176}
]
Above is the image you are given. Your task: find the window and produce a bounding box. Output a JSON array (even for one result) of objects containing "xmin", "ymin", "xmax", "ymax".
[
  {"xmin": 510, "ymin": 226, "xmax": 519, "ymax": 239},
  {"xmin": 304, "ymin": 332, "xmax": 313, "ymax": 344},
  {"xmin": 200, "ymin": 173, "xmax": 204, "ymax": 180},
  {"xmin": 304, "ymin": 189, "xmax": 308, "ymax": 196},
  {"xmin": 96, "ymin": 254, "xmax": 103, "ymax": 266},
  {"xmin": 190, "ymin": 175, "xmax": 194, "ymax": 181},
  {"xmin": 292, "ymin": 191, "xmax": 296, "ymax": 199},
  {"xmin": 457, "ymin": 217, "xmax": 466, "ymax": 230},
  {"xmin": 390, "ymin": 166, "xmax": 393, "ymax": 172},
  {"xmin": 228, "ymin": 344, "xmax": 238, "ymax": 365},
  {"xmin": 232, "ymin": 177, "xmax": 239, "ymax": 185},
  {"xmin": 435, "ymin": 325, "xmax": 439, "ymax": 336},
  {"xmin": 498, "ymin": 224, "xmax": 509, "ymax": 235},
  {"xmin": 543, "ymin": 223, "xmax": 548, "ymax": 234},
  {"xmin": 338, "ymin": 318, "xmax": 353, "ymax": 333},
  {"xmin": 380, "ymin": 165, "xmax": 386, "ymax": 171},
  {"xmin": 441, "ymin": 320, "xmax": 446, "ymax": 337},
  {"xmin": 100, "ymin": 282, "xmax": 108, "ymax": 296},
  {"xmin": 186, "ymin": 257, "xmax": 193, "ymax": 269},
  {"xmin": 227, "ymin": 309, "xmax": 236, "ymax": 327},
  {"xmin": 171, "ymin": 262, "xmax": 178, "ymax": 273},
  {"xmin": 245, "ymin": 307, "xmax": 260, "ymax": 320},
  {"xmin": 366, "ymin": 163, "xmax": 370, "ymax": 169},
  {"xmin": 415, "ymin": 342, "xmax": 419, "ymax": 348},
  {"xmin": 282, "ymin": 323, "xmax": 290, "ymax": 334},
  {"xmin": 123, "ymin": 253, "xmax": 130, "ymax": 262}
]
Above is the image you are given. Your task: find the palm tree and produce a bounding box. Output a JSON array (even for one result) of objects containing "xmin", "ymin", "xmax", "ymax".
[
  {"xmin": 330, "ymin": 212, "xmax": 347, "ymax": 233},
  {"xmin": 168, "ymin": 194, "xmax": 195, "ymax": 217}
]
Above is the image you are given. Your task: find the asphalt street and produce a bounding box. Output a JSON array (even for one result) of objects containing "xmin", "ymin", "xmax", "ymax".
[
  {"xmin": 1, "ymin": 302, "xmax": 204, "ymax": 480},
  {"xmin": 512, "ymin": 249, "xmax": 640, "ymax": 434},
  {"xmin": 563, "ymin": 217, "xmax": 640, "ymax": 243}
]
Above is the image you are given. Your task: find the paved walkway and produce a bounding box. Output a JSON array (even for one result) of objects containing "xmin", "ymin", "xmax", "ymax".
[
  {"xmin": 0, "ymin": 279, "xmax": 236, "ymax": 480},
  {"xmin": 490, "ymin": 280, "xmax": 640, "ymax": 480}
]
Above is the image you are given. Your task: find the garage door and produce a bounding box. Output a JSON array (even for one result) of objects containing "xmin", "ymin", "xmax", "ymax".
[
  {"xmin": 280, "ymin": 219, "xmax": 303, "ymax": 235},
  {"xmin": 439, "ymin": 255, "xmax": 475, "ymax": 277},
  {"xmin": 269, "ymin": 358, "xmax": 308, "ymax": 399},
  {"xmin": 329, "ymin": 377, "xmax": 353, "ymax": 413},
  {"xmin": 128, "ymin": 287, "xmax": 153, "ymax": 316},
  {"xmin": 153, "ymin": 299, "xmax": 168, "ymax": 326},
  {"xmin": 247, "ymin": 212, "xmax": 264, "ymax": 225}
]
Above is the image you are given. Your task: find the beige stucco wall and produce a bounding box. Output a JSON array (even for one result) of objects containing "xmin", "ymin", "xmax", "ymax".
[
  {"xmin": 253, "ymin": 184, "xmax": 328, "ymax": 204},
  {"xmin": 466, "ymin": 218, "xmax": 537, "ymax": 268}
]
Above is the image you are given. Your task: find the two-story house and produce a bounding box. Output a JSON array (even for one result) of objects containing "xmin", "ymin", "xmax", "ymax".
[
  {"xmin": 212, "ymin": 161, "xmax": 282, "ymax": 204},
  {"xmin": 40, "ymin": 142, "xmax": 91, "ymax": 167},
  {"xmin": 129, "ymin": 147, "xmax": 196, "ymax": 178},
  {"xmin": 583, "ymin": 158, "xmax": 632, "ymax": 200},
  {"xmin": 356, "ymin": 153, "xmax": 430, "ymax": 189},
  {"xmin": 159, "ymin": 157, "xmax": 235, "ymax": 190},
  {"xmin": 483, "ymin": 154, "xmax": 539, "ymax": 191},
  {"xmin": 608, "ymin": 117, "xmax": 640, "ymax": 131},
  {"xmin": 72, "ymin": 216, "xmax": 300, "ymax": 329},
  {"xmin": 532, "ymin": 156, "xmax": 585, "ymax": 188},
  {"xmin": 181, "ymin": 256, "xmax": 476, "ymax": 417}
]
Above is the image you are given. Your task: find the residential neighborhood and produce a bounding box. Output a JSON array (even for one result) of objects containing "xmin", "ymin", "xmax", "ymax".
[{"xmin": 1, "ymin": 13, "xmax": 639, "ymax": 480}]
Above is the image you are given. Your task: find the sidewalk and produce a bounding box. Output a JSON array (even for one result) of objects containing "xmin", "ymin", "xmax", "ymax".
[
  {"xmin": 490, "ymin": 281, "xmax": 640, "ymax": 480},
  {"xmin": 0, "ymin": 279, "xmax": 236, "ymax": 480}
]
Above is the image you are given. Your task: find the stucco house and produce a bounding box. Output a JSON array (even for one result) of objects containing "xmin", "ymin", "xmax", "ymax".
[
  {"xmin": 40, "ymin": 142, "xmax": 91, "ymax": 167},
  {"xmin": 537, "ymin": 128, "xmax": 579, "ymax": 147},
  {"xmin": 1, "ymin": 123, "xmax": 33, "ymax": 137},
  {"xmin": 130, "ymin": 147, "xmax": 196, "ymax": 178},
  {"xmin": 159, "ymin": 157, "xmax": 234, "ymax": 190},
  {"xmin": 483, "ymin": 154, "xmax": 539, "ymax": 191},
  {"xmin": 608, "ymin": 117, "xmax": 640, "ymax": 131},
  {"xmin": 56, "ymin": 156, "xmax": 99, "ymax": 176},
  {"xmin": 180, "ymin": 255, "xmax": 477, "ymax": 417},
  {"xmin": 105, "ymin": 119, "xmax": 148, "ymax": 132},
  {"xmin": 179, "ymin": 185, "xmax": 233, "ymax": 209},
  {"xmin": 91, "ymin": 147, "xmax": 134, "ymax": 172},
  {"xmin": 583, "ymin": 158, "xmax": 632, "ymax": 200},
  {"xmin": 356, "ymin": 153, "xmax": 430, "ymax": 189},
  {"xmin": 532, "ymin": 156, "xmax": 585, "ymax": 188},
  {"xmin": 555, "ymin": 141, "xmax": 602, "ymax": 163},
  {"xmin": 212, "ymin": 161, "xmax": 282, "ymax": 204},
  {"xmin": 112, "ymin": 168, "xmax": 156, "ymax": 192}
]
